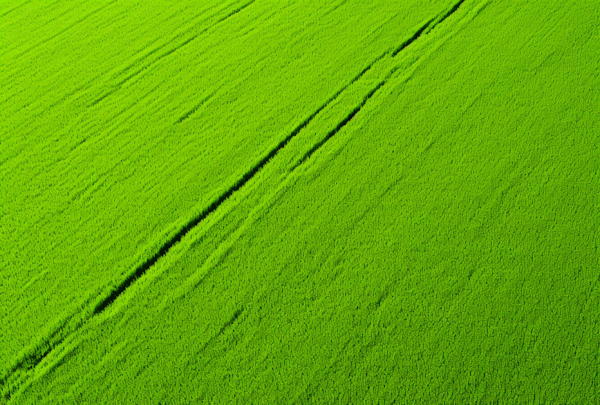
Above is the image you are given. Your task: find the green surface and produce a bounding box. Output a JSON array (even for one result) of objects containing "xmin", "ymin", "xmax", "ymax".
[{"xmin": 2, "ymin": 0, "xmax": 599, "ymax": 403}]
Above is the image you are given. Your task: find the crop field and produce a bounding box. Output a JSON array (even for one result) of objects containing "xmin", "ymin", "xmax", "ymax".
[{"xmin": 1, "ymin": 0, "xmax": 599, "ymax": 403}]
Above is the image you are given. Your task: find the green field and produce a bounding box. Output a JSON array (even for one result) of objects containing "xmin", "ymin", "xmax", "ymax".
[{"xmin": 2, "ymin": 0, "xmax": 599, "ymax": 403}]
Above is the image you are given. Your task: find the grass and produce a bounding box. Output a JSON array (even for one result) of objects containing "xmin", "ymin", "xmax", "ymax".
[{"xmin": 2, "ymin": 0, "xmax": 599, "ymax": 403}]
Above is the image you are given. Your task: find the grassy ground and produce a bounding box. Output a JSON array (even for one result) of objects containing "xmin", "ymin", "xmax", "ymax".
[{"xmin": 2, "ymin": 0, "xmax": 599, "ymax": 403}]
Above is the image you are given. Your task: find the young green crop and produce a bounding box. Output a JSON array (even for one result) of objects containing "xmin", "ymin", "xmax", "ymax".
[{"xmin": 3, "ymin": 0, "xmax": 599, "ymax": 403}]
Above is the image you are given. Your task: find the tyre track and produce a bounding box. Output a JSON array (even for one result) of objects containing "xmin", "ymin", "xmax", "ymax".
[
  {"xmin": 291, "ymin": 0, "xmax": 468, "ymax": 171},
  {"xmin": 392, "ymin": 18, "xmax": 434, "ymax": 56},
  {"xmin": 175, "ymin": 85, "xmax": 223, "ymax": 124},
  {"xmin": 292, "ymin": 0, "xmax": 481, "ymax": 172}
]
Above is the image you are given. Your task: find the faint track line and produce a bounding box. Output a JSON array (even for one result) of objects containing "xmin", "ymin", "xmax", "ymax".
[
  {"xmin": 392, "ymin": 18, "xmax": 434, "ymax": 56},
  {"xmin": 0, "ymin": 0, "xmax": 31, "ymax": 18},
  {"xmin": 90, "ymin": 0, "xmax": 256, "ymax": 107},
  {"xmin": 202, "ymin": 307, "xmax": 244, "ymax": 351},
  {"xmin": 9, "ymin": 1, "xmax": 118, "ymax": 59},
  {"xmin": 175, "ymin": 86, "xmax": 222, "ymax": 124}
]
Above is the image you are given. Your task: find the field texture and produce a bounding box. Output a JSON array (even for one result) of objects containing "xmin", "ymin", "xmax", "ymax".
[{"xmin": 2, "ymin": 0, "xmax": 599, "ymax": 403}]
